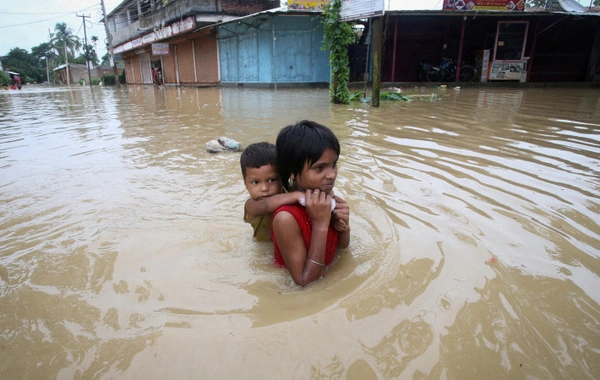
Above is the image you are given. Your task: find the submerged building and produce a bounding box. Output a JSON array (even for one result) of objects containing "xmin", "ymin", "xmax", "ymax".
[
  {"xmin": 104, "ymin": 0, "xmax": 280, "ymax": 85},
  {"xmin": 104, "ymin": 0, "xmax": 600, "ymax": 86}
]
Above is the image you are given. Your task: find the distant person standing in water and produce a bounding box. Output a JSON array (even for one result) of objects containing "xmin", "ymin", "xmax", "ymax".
[{"xmin": 272, "ymin": 120, "xmax": 350, "ymax": 287}]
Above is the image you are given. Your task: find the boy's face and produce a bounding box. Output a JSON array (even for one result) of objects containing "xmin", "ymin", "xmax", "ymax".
[{"xmin": 244, "ymin": 164, "xmax": 281, "ymax": 200}]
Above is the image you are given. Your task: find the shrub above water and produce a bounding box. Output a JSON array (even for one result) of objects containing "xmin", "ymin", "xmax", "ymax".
[{"xmin": 103, "ymin": 74, "xmax": 115, "ymax": 85}]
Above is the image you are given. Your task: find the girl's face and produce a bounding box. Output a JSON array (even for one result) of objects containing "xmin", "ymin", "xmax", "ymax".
[{"xmin": 294, "ymin": 148, "xmax": 338, "ymax": 194}]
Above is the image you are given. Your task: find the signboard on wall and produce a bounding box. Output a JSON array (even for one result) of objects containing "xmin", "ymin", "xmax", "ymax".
[
  {"xmin": 114, "ymin": 16, "xmax": 195, "ymax": 54},
  {"xmin": 442, "ymin": 0, "xmax": 525, "ymax": 11},
  {"xmin": 288, "ymin": 0, "xmax": 328, "ymax": 11},
  {"xmin": 288, "ymin": 0, "xmax": 384, "ymax": 20},
  {"xmin": 341, "ymin": 0, "xmax": 385, "ymax": 21},
  {"xmin": 152, "ymin": 43, "xmax": 170, "ymax": 55}
]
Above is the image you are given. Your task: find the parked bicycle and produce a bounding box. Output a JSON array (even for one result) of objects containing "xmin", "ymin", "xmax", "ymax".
[{"xmin": 419, "ymin": 57, "xmax": 477, "ymax": 83}]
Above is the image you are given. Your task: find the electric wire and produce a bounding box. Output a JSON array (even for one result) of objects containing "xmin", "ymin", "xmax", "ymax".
[{"xmin": 0, "ymin": 6, "xmax": 98, "ymax": 29}]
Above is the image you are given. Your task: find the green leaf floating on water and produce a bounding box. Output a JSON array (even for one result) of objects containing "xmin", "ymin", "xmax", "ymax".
[{"xmin": 350, "ymin": 91, "xmax": 439, "ymax": 102}]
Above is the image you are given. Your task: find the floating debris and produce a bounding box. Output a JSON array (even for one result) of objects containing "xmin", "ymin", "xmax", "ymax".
[{"xmin": 205, "ymin": 137, "xmax": 243, "ymax": 153}]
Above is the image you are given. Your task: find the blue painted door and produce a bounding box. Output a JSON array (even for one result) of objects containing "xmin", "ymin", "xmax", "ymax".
[
  {"xmin": 274, "ymin": 30, "xmax": 313, "ymax": 82},
  {"xmin": 239, "ymin": 32, "xmax": 259, "ymax": 82},
  {"xmin": 219, "ymin": 38, "xmax": 238, "ymax": 82}
]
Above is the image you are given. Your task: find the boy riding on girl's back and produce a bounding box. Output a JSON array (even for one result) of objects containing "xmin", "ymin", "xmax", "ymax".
[{"xmin": 240, "ymin": 142, "xmax": 304, "ymax": 241}]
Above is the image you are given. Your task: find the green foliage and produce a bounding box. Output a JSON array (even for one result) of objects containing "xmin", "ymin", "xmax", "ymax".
[
  {"xmin": 73, "ymin": 45, "xmax": 99, "ymax": 66},
  {"xmin": 349, "ymin": 91, "xmax": 368, "ymax": 102},
  {"xmin": 119, "ymin": 69, "xmax": 126, "ymax": 84},
  {"xmin": 0, "ymin": 71, "xmax": 10, "ymax": 86},
  {"xmin": 101, "ymin": 53, "xmax": 110, "ymax": 66},
  {"xmin": 51, "ymin": 22, "xmax": 81, "ymax": 59},
  {"xmin": 349, "ymin": 90, "xmax": 441, "ymax": 103},
  {"xmin": 2, "ymin": 47, "xmax": 46, "ymax": 83},
  {"xmin": 380, "ymin": 92, "xmax": 414, "ymax": 101},
  {"xmin": 31, "ymin": 42, "xmax": 56, "ymax": 61},
  {"xmin": 321, "ymin": 0, "xmax": 354, "ymax": 104},
  {"xmin": 76, "ymin": 78, "xmax": 102, "ymax": 86},
  {"xmin": 103, "ymin": 74, "xmax": 116, "ymax": 85}
]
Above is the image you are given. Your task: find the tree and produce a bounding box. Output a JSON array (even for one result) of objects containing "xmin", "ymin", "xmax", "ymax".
[
  {"xmin": 31, "ymin": 42, "xmax": 56, "ymax": 83},
  {"xmin": 50, "ymin": 22, "xmax": 81, "ymax": 84},
  {"xmin": 31, "ymin": 42, "xmax": 55, "ymax": 62},
  {"xmin": 51, "ymin": 22, "xmax": 81, "ymax": 61},
  {"xmin": 321, "ymin": 0, "xmax": 354, "ymax": 104},
  {"xmin": 0, "ymin": 70, "xmax": 9, "ymax": 86},
  {"xmin": 88, "ymin": 36, "xmax": 100, "ymax": 66},
  {"xmin": 73, "ymin": 44, "xmax": 99, "ymax": 66},
  {"xmin": 2, "ymin": 47, "xmax": 46, "ymax": 83},
  {"xmin": 100, "ymin": 52, "xmax": 110, "ymax": 66}
]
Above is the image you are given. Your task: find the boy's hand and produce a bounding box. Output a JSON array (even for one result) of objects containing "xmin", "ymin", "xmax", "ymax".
[
  {"xmin": 331, "ymin": 195, "xmax": 350, "ymax": 232},
  {"xmin": 305, "ymin": 189, "xmax": 333, "ymax": 228},
  {"xmin": 294, "ymin": 191, "xmax": 305, "ymax": 203}
]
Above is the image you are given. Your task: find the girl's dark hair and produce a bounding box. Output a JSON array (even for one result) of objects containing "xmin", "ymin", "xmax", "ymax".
[
  {"xmin": 276, "ymin": 120, "xmax": 340, "ymax": 192},
  {"xmin": 240, "ymin": 142, "xmax": 277, "ymax": 178}
]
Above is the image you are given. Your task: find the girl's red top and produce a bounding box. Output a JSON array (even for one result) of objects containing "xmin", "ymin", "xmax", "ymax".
[{"xmin": 271, "ymin": 204, "xmax": 339, "ymax": 268}]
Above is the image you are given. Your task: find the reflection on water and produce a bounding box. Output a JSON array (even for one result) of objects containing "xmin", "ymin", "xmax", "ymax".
[{"xmin": 0, "ymin": 85, "xmax": 599, "ymax": 379}]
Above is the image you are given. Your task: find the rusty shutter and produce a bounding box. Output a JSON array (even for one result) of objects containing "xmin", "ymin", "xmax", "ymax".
[
  {"xmin": 139, "ymin": 53, "xmax": 152, "ymax": 84},
  {"xmin": 126, "ymin": 55, "xmax": 141, "ymax": 84},
  {"xmin": 177, "ymin": 40, "xmax": 195, "ymax": 83},
  {"xmin": 195, "ymin": 36, "xmax": 219, "ymax": 84},
  {"xmin": 161, "ymin": 50, "xmax": 176, "ymax": 84}
]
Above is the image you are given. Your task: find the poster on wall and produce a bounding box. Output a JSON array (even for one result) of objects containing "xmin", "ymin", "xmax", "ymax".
[
  {"xmin": 489, "ymin": 61, "xmax": 524, "ymax": 80},
  {"xmin": 442, "ymin": 0, "xmax": 525, "ymax": 11},
  {"xmin": 288, "ymin": 0, "xmax": 328, "ymax": 11}
]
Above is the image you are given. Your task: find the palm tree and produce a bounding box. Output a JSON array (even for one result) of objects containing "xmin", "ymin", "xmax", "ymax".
[
  {"xmin": 51, "ymin": 22, "xmax": 81, "ymax": 58},
  {"xmin": 51, "ymin": 22, "xmax": 81, "ymax": 85}
]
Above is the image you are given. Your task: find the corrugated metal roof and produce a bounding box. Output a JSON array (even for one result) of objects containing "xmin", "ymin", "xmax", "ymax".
[
  {"xmin": 207, "ymin": 4, "xmax": 600, "ymax": 30},
  {"xmin": 547, "ymin": 0, "xmax": 589, "ymax": 12}
]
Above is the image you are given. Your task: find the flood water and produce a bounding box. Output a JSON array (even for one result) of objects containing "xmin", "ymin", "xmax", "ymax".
[{"xmin": 1, "ymin": 84, "xmax": 599, "ymax": 379}]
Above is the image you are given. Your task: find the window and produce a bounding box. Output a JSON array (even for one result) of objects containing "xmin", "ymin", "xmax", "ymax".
[{"xmin": 494, "ymin": 21, "xmax": 529, "ymax": 62}]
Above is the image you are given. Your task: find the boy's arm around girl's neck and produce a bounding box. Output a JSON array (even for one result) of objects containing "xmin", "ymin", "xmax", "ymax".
[{"xmin": 245, "ymin": 191, "xmax": 305, "ymax": 221}]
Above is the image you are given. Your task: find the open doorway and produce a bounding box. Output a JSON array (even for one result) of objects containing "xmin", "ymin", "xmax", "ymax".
[{"xmin": 151, "ymin": 60, "xmax": 162, "ymax": 85}]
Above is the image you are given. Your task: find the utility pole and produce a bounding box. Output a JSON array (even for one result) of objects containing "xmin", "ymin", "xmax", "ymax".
[
  {"xmin": 48, "ymin": 28, "xmax": 55, "ymax": 85},
  {"xmin": 100, "ymin": 0, "xmax": 120, "ymax": 85},
  {"xmin": 64, "ymin": 44, "xmax": 71, "ymax": 85},
  {"xmin": 77, "ymin": 14, "xmax": 93, "ymax": 86},
  {"xmin": 371, "ymin": 16, "xmax": 383, "ymax": 107}
]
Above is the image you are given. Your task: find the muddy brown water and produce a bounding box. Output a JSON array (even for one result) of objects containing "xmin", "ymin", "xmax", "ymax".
[{"xmin": 0, "ymin": 85, "xmax": 599, "ymax": 379}]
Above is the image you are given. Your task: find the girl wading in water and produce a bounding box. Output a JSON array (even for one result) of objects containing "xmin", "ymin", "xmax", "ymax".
[{"xmin": 272, "ymin": 120, "xmax": 351, "ymax": 287}]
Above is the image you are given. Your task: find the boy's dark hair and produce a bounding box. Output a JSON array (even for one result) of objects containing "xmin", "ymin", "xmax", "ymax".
[
  {"xmin": 240, "ymin": 142, "xmax": 277, "ymax": 178},
  {"xmin": 276, "ymin": 120, "xmax": 340, "ymax": 192}
]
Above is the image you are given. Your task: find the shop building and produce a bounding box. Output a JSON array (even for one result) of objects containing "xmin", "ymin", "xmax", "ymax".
[
  {"xmin": 105, "ymin": 0, "xmax": 280, "ymax": 85},
  {"xmin": 105, "ymin": 0, "xmax": 600, "ymax": 86},
  {"xmin": 379, "ymin": 3, "xmax": 600, "ymax": 84},
  {"xmin": 215, "ymin": 8, "xmax": 330, "ymax": 86}
]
